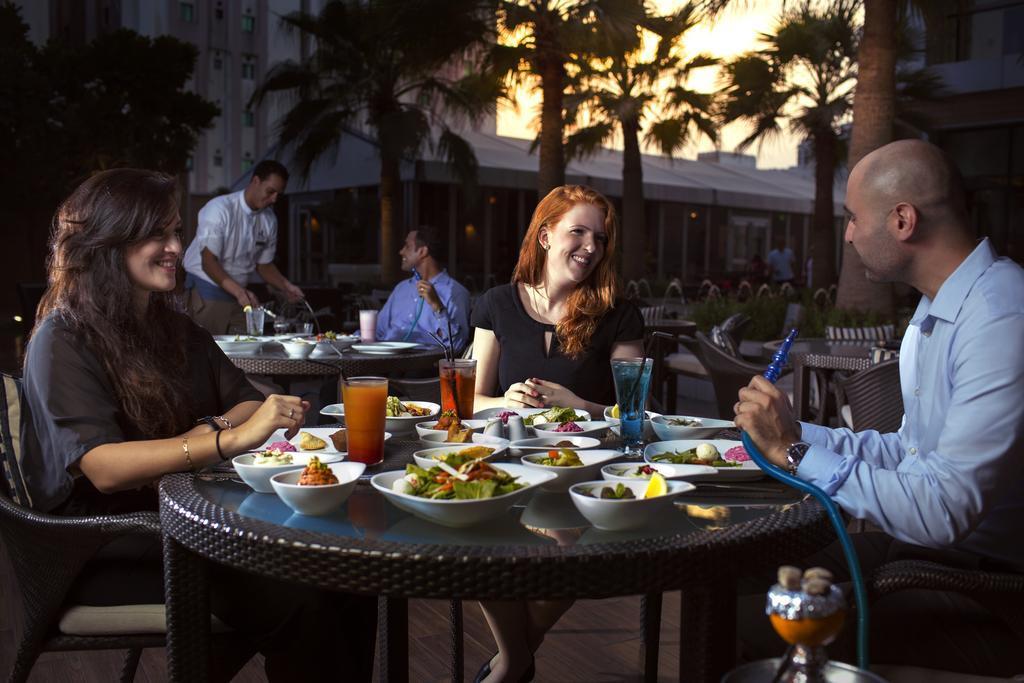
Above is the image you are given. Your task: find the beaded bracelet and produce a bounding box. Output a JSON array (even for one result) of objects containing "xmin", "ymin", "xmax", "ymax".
[
  {"xmin": 215, "ymin": 415, "xmax": 233, "ymax": 430},
  {"xmin": 182, "ymin": 436, "xmax": 195, "ymax": 471}
]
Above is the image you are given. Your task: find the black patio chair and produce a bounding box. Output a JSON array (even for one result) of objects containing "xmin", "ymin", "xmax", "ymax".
[
  {"xmin": 0, "ymin": 373, "xmax": 235, "ymax": 682},
  {"xmin": 694, "ymin": 331, "xmax": 791, "ymax": 420},
  {"xmin": 833, "ymin": 359, "xmax": 903, "ymax": 434}
]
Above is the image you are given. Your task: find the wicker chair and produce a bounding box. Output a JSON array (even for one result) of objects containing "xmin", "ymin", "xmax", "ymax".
[
  {"xmin": 694, "ymin": 332, "xmax": 792, "ymax": 419},
  {"xmin": 833, "ymin": 359, "xmax": 904, "ymax": 433},
  {"xmin": 0, "ymin": 375, "xmax": 167, "ymax": 682}
]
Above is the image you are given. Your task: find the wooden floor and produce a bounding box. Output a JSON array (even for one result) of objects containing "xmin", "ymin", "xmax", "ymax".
[{"xmin": 1, "ymin": 537, "xmax": 688, "ymax": 682}]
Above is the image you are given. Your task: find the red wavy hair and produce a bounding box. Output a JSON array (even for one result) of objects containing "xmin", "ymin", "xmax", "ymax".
[{"xmin": 511, "ymin": 185, "xmax": 619, "ymax": 359}]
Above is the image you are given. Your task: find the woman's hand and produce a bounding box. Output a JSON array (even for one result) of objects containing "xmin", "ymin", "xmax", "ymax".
[
  {"xmin": 524, "ymin": 378, "xmax": 583, "ymax": 409},
  {"xmin": 230, "ymin": 394, "xmax": 309, "ymax": 452},
  {"xmin": 503, "ymin": 381, "xmax": 545, "ymax": 408}
]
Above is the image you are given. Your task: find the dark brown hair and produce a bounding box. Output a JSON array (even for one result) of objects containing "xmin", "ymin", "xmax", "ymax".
[
  {"xmin": 512, "ymin": 185, "xmax": 619, "ymax": 359},
  {"xmin": 35, "ymin": 169, "xmax": 193, "ymax": 438}
]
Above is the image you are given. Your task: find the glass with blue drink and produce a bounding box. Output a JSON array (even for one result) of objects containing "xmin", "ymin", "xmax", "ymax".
[{"xmin": 611, "ymin": 357, "xmax": 653, "ymax": 456}]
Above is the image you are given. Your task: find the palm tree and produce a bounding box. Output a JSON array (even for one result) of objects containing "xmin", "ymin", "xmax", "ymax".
[
  {"xmin": 565, "ymin": 2, "xmax": 718, "ymax": 281},
  {"xmin": 719, "ymin": 0, "xmax": 859, "ymax": 290},
  {"xmin": 250, "ymin": 0, "xmax": 501, "ymax": 283},
  {"xmin": 497, "ymin": 0, "xmax": 644, "ymax": 197}
]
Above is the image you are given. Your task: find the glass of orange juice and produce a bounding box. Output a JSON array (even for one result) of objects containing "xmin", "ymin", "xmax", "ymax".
[{"xmin": 341, "ymin": 376, "xmax": 388, "ymax": 465}]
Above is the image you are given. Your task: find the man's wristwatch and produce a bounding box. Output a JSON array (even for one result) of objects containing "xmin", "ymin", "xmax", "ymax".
[{"xmin": 784, "ymin": 441, "xmax": 811, "ymax": 475}]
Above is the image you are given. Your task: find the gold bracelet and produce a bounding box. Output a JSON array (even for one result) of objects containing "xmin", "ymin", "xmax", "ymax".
[
  {"xmin": 214, "ymin": 415, "xmax": 233, "ymax": 429},
  {"xmin": 182, "ymin": 436, "xmax": 195, "ymax": 472}
]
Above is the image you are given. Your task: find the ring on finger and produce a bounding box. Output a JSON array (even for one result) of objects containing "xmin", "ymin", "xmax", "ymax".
[{"xmin": 288, "ymin": 408, "xmax": 295, "ymax": 419}]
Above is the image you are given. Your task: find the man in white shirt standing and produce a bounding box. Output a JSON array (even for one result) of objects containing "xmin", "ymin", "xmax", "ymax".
[
  {"xmin": 766, "ymin": 234, "xmax": 796, "ymax": 285},
  {"xmin": 183, "ymin": 160, "xmax": 304, "ymax": 334}
]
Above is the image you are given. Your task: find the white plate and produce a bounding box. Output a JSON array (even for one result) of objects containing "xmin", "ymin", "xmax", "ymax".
[
  {"xmin": 371, "ymin": 463, "xmax": 556, "ymax": 528},
  {"xmin": 411, "ymin": 443, "xmax": 507, "ymax": 469},
  {"xmin": 569, "ymin": 479, "xmax": 696, "ymax": 531},
  {"xmin": 351, "ymin": 342, "xmax": 419, "ymax": 355},
  {"xmin": 519, "ymin": 449, "xmax": 621, "ymax": 492},
  {"xmin": 601, "ymin": 461, "xmax": 718, "ymax": 482},
  {"xmin": 414, "ymin": 419, "xmax": 489, "ymax": 440},
  {"xmin": 418, "ymin": 431, "xmax": 509, "ymax": 449},
  {"xmin": 531, "ymin": 421, "xmax": 611, "ymax": 439},
  {"xmin": 643, "ymin": 439, "xmax": 763, "ymax": 481},
  {"xmin": 472, "ymin": 407, "xmax": 592, "ymax": 423},
  {"xmin": 509, "ymin": 436, "xmax": 602, "ymax": 451},
  {"xmin": 257, "ymin": 427, "xmax": 392, "ymax": 456},
  {"xmin": 650, "ymin": 415, "xmax": 735, "ymax": 441}
]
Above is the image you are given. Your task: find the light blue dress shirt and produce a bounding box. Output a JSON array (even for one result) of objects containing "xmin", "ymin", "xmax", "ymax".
[
  {"xmin": 375, "ymin": 270, "xmax": 471, "ymax": 353},
  {"xmin": 798, "ymin": 239, "xmax": 1024, "ymax": 568}
]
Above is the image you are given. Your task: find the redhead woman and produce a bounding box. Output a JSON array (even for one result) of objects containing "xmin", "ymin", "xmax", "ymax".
[
  {"xmin": 470, "ymin": 185, "xmax": 645, "ymax": 681},
  {"xmin": 21, "ymin": 169, "xmax": 376, "ymax": 681}
]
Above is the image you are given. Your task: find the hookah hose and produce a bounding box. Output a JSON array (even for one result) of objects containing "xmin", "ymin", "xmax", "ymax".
[
  {"xmin": 403, "ymin": 269, "xmax": 425, "ymax": 342},
  {"xmin": 741, "ymin": 329, "xmax": 869, "ymax": 669}
]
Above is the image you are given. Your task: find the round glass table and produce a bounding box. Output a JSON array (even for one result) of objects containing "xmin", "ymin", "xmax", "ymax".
[{"xmin": 158, "ymin": 436, "xmax": 835, "ymax": 682}]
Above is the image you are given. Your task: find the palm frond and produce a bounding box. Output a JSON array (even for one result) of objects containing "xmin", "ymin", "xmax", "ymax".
[
  {"xmin": 436, "ymin": 126, "xmax": 479, "ymax": 189},
  {"xmin": 565, "ymin": 122, "xmax": 615, "ymax": 161}
]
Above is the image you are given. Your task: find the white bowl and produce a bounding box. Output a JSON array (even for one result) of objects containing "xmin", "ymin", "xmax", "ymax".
[
  {"xmin": 519, "ymin": 449, "xmax": 621, "ymax": 492},
  {"xmin": 600, "ymin": 461, "xmax": 717, "ymax": 483},
  {"xmin": 385, "ymin": 401, "xmax": 441, "ymax": 434},
  {"xmin": 213, "ymin": 335, "xmax": 262, "ymax": 355},
  {"xmin": 411, "ymin": 443, "xmax": 507, "ymax": 470},
  {"xmin": 473, "ymin": 407, "xmax": 592, "ymax": 423},
  {"xmin": 509, "ymin": 436, "xmax": 602, "ymax": 451},
  {"xmin": 643, "ymin": 439, "xmax": 763, "ymax": 481},
  {"xmin": 569, "ymin": 479, "xmax": 695, "ymax": 531},
  {"xmin": 414, "ymin": 419, "xmax": 489, "ymax": 440},
  {"xmin": 232, "ymin": 453, "xmax": 305, "ymax": 493},
  {"xmin": 603, "ymin": 406, "xmax": 660, "ymax": 425},
  {"xmin": 269, "ymin": 461, "xmax": 366, "ymax": 516},
  {"xmin": 371, "ymin": 463, "xmax": 556, "ymax": 528},
  {"xmin": 418, "ymin": 431, "xmax": 510, "ymax": 450},
  {"xmin": 650, "ymin": 415, "xmax": 735, "ymax": 441},
  {"xmin": 280, "ymin": 339, "xmax": 316, "ymax": 359},
  {"xmin": 531, "ymin": 421, "xmax": 611, "ymax": 439}
]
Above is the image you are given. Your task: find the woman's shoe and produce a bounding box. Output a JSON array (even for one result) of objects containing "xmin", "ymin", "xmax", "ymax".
[{"xmin": 473, "ymin": 653, "xmax": 535, "ymax": 683}]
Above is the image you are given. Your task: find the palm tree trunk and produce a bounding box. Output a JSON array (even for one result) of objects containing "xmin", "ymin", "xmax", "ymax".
[
  {"xmin": 836, "ymin": 0, "xmax": 898, "ymax": 314},
  {"xmin": 537, "ymin": 55, "xmax": 566, "ymax": 197},
  {"xmin": 621, "ymin": 117, "xmax": 646, "ymax": 282},
  {"xmin": 379, "ymin": 152, "xmax": 403, "ymax": 284},
  {"xmin": 812, "ymin": 128, "xmax": 838, "ymax": 291}
]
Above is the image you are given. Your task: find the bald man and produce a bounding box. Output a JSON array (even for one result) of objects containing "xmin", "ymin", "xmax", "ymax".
[{"xmin": 736, "ymin": 140, "xmax": 1024, "ymax": 674}]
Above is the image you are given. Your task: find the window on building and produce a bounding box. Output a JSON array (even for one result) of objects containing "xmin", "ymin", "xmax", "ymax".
[
  {"xmin": 241, "ymin": 62, "xmax": 255, "ymax": 80},
  {"xmin": 243, "ymin": 110, "xmax": 255, "ymax": 127},
  {"xmin": 242, "ymin": 14, "xmax": 255, "ymax": 33},
  {"xmin": 180, "ymin": 2, "xmax": 195, "ymax": 23},
  {"xmin": 242, "ymin": 157, "xmax": 254, "ymax": 172},
  {"xmin": 213, "ymin": 150, "xmax": 223, "ymax": 167}
]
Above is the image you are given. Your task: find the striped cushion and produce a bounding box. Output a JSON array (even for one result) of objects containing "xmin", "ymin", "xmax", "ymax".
[
  {"xmin": 825, "ymin": 324, "xmax": 895, "ymax": 342},
  {"xmin": 0, "ymin": 374, "xmax": 31, "ymax": 508},
  {"xmin": 639, "ymin": 306, "xmax": 665, "ymax": 324},
  {"xmin": 871, "ymin": 346, "xmax": 900, "ymax": 364}
]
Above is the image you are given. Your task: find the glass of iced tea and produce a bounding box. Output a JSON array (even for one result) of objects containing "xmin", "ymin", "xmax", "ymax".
[
  {"xmin": 438, "ymin": 359, "xmax": 476, "ymax": 419},
  {"xmin": 341, "ymin": 376, "xmax": 388, "ymax": 465}
]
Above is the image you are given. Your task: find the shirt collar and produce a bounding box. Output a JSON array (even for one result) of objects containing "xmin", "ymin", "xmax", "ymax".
[
  {"xmin": 236, "ymin": 190, "xmax": 259, "ymax": 217},
  {"xmin": 910, "ymin": 238, "xmax": 996, "ymax": 328}
]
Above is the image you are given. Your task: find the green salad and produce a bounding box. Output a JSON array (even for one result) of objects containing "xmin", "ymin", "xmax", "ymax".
[
  {"xmin": 390, "ymin": 461, "xmax": 525, "ymax": 500},
  {"xmin": 525, "ymin": 448, "xmax": 584, "ymax": 467},
  {"xmin": 523, "ymin": 406, "xmax": 583, "ymax": 426},
  {"xmin": 650, "ymin": 447, "xmax": 740, "ymax": 467}
]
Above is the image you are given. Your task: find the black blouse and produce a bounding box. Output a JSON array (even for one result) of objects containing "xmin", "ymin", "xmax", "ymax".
[
  {"xmin": 21, "ymin": 313, "xmax": 263, "ymax": 514},
  {"xmin": 470, "ymin": 283, "xmax": 645, "ymax": 406}
]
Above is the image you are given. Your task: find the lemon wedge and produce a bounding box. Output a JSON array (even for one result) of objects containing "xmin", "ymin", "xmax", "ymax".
[
  {"xmin": 242, "ymin": 305, "xmax": 253, "ymax": 313},
  {"xmin": 610, "ymin": 404, "xmax": 620, "ymax": 419},
  {"xmin": 644, "ymin": 472, "xmax": 667, "ymax": 499}
]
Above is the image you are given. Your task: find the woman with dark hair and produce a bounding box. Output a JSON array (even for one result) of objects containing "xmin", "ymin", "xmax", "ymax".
[
  {"xmin": 21, "ymin": 168, "xmax": 376, "ymax": 681},
  {"xmin": 470, "ymin": 185, "xmax": 645, "ymax": 682}
]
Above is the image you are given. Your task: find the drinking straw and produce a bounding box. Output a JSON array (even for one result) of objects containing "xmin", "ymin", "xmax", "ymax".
[{"xmin": 741, "ymin": 329, "xmax": 870, "ymax": 669}]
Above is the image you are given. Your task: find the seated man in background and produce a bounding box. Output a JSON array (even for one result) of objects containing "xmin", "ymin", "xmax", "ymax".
[
  {"xmin": 735, "ymin": 139, "xmax": 1024, "ymax": 675},
  {"xmin": 376, "ymin": 225, "xmax": 471, "ymax": 353}
]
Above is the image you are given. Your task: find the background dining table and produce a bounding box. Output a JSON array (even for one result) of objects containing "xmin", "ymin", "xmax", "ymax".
[
  {"xmin": 158, "ymin": 430, "xmax": 835, "ymax": 683},
  {"xmin": 223, "ymin": 345, "xmax": 446, "ymax": 379},
  {"xmin": 762, "ymin": 338, "xmax": 877, "ymax": 421}
]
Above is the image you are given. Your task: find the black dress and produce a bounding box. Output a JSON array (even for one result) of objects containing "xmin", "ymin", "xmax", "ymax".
[{"xmin": 471, "ymin": 283, "xmax": 645, "ymax": 406}]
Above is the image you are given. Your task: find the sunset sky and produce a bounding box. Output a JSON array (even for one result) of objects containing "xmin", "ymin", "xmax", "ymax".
[{"xmin": 495, "ymin": 0, "xmax": 842, "ymax": 169}]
